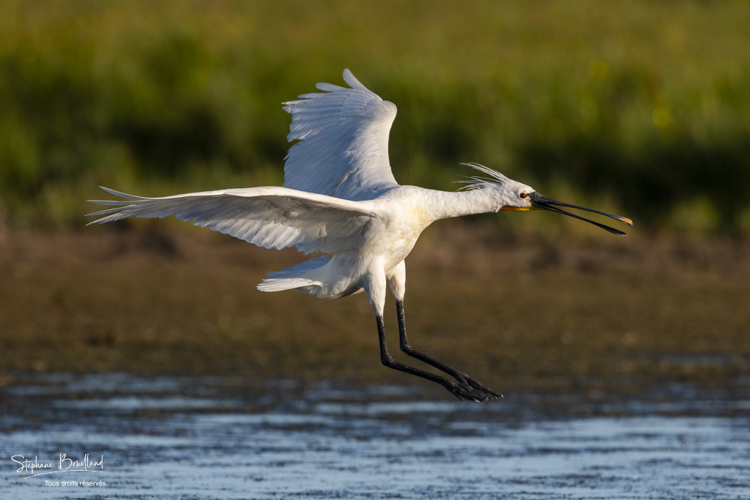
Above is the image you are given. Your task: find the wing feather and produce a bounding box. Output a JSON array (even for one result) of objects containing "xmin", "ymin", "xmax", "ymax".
[
  {"xmin": 87, "ymin": 186, "xmax": 378, "ymax": 255},
  {"xmin": 282, "ymin": 69, "xmax": 399, "ymax": 201}
]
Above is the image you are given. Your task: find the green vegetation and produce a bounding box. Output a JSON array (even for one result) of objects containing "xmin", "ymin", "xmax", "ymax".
[{"xmin": 1, "ymin": 0, "xmax": 749, "ymax": 233}]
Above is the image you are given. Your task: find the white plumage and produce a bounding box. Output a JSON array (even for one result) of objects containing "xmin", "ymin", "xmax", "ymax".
[
  {"xmin": 283, "ymin": 69, "xmax": 398, "ymax": 200},
  {"xmin": 89, "ymin": 185, "xmax": 377, "ymax": 255},
  {"xmin": 89, "ymin": 69, "xmax": 631, "ymax": 402}
]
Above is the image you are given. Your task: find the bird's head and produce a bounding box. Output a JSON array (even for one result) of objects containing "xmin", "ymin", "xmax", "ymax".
[{"xmin": 460, "ymin": 163, "xmax": 633, "ymax": 236}]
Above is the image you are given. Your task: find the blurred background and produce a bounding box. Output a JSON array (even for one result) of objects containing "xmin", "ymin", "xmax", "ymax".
[
  {"xmin": 0, "ymin": 0, "xmax": 748, "ymax": 389},
  {"xmin": 1, "ymin": 0, "xmax": 748, "ymax": 234}
]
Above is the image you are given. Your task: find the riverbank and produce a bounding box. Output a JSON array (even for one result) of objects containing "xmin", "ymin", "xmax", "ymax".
[{"xmin": 1, "ymin": 223, "xmax": 748, "ymax": 394}]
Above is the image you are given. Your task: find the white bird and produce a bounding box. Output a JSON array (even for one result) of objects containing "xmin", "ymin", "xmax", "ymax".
[{"xmin": 88, "ymin": 69, "xmax": 632, "ymax": 402}]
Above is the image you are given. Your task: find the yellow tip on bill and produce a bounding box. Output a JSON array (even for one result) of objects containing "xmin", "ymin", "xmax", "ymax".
[{"xmin": 617, "ymin": 216, "xmax": 634, "ymax": 226}]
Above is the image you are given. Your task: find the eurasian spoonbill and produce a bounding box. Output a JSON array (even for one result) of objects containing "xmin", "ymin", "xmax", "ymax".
[{"xmin": 88, "ymin": 69, "xmax": 632, "ymax": 402}]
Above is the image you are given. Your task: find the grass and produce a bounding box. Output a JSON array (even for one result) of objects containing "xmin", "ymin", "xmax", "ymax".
[
  {"xmin": 2, "ymin": 223, "xmax": 748, "ymax": 395},
  {"xmin": 0, "ymin": 0, "xmax": 749, "ymax": 233}
]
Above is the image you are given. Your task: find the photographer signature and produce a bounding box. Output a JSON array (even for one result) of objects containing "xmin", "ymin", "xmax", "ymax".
[{"xmin": 11, "ymin": 454, "xmax": 104, "ymax": 479}]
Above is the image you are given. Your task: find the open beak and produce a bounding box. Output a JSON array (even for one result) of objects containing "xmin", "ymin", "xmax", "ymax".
[{"xmin": 529, "ymin": 192, "xmax": 633, "ymax": 237}]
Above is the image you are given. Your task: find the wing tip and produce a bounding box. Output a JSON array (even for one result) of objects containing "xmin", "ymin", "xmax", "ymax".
[
  {"xmin": 296, "ymin": 69, "xmax": 368, "ymax": 95},
  {"xmin": 98, "ymin": 186, "xmax": 145, "ymax": 200},
  {"xmin": 342, "ymin": 68, "xmax": 367, "ymax": 91}
]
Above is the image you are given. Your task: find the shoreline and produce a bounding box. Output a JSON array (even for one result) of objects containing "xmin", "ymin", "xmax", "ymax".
[{"xmin": 2, "ymin": 223, "xmax": 748, "ymax": 393}]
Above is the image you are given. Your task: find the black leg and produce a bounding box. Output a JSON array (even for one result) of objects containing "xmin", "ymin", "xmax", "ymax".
[
  {"xmin": 376, "ymin": 315, "xmax": 500, "ymax": 402},
  {"xmin": 395, "ymin": 300, "xmax": 502, "ymax": 399}
]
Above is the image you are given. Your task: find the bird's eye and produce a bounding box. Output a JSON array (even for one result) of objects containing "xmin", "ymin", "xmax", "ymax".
[{"xmin": 519, "ymin": 193, "xmax": 527, "ymax": 199}]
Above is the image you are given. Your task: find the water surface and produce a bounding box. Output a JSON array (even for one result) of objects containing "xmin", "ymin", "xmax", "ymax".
[{"xmin": 2, "ymin": 373, "xmax": 749, "ymax": 499}]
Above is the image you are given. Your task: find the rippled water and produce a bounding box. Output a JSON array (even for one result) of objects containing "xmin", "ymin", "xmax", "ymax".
[{"xmin": 2, "ymin": 373, "xmax": 749, "ymax": 499}]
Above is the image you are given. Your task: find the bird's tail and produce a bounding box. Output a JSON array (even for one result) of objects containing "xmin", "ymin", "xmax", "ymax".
[{"xmin": 257, "ymin": 255, "xmax": 331, "ymax": 293}]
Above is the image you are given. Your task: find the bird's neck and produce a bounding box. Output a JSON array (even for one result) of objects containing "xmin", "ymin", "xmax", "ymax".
[{"xmin": 423, "ymin": 187, "xmax": 504, "ymax": 221}]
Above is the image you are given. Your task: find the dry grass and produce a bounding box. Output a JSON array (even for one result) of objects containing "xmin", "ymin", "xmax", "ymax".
[{"xmin": 1, "ymin": 222, "xmax": 748, "ymax": 394}]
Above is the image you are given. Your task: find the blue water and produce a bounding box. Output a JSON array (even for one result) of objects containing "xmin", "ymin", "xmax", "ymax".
[{"xmin": 2, "ymin": 373, "xmax": 749, "ymax": 499}]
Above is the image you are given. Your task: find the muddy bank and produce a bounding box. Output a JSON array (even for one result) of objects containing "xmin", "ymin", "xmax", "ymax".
[{"xmin": 1, "ymin": 223, "xmax": 749, "ymax": 394}]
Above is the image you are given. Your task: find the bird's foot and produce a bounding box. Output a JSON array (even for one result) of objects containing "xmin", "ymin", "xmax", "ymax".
[
  {"xmin": 456, "ymin": 374, "xmax": 503, "ymax": 399},
  {"xmin": 443, "ymin": 379, "xmax": 503, "ymax": 403}
]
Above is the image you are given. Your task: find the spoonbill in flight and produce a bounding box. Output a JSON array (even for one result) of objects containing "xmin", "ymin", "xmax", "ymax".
[{"xmin": 88, "ymin": 69, "xmax": 632, "ymax": 402}]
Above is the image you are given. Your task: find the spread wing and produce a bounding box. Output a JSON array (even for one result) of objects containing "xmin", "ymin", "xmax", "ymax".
[
  {"xmin": 87, "ymin": 186, "xmax": 379, "ymax": 255},
  {"xmin": 282, "ymin": 69, "xmax": 399, "ymax": 201}
]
